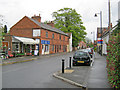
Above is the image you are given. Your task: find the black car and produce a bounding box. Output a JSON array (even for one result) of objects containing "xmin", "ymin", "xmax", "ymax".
[
  {"xmin": 85, "ymin": 48, "xmax": 94, "ymax": 58},
  {"xmin": 72, "ymin": 50, "xmax": 91, "ymax": 66}
]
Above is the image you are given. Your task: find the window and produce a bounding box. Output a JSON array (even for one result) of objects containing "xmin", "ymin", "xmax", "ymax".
[
  {"xmin": 45, "ymin": 45, "xmax": 49, "ymax": 52},
  {"xmin": 12, "ymin": 42, "xmax": 19, "ymax": 52},
  {"xmin": 59, "ymin": 45, "xmax": 61, "ymax": 50},
  {"xmin": 46, "ymin": 32, "xmax": 48, "ymax": 38},
  {"xmin": 52, "ymin": 33, "xmax": 54, "ymax": 39},
  {"xmin": 52, "ymin": 45, "xmax": 54, "ymax": 51},
  {"xmin": 75, "ymin": 51, "xmax": 88, "ymax": 56},
  {"xmin": 59, "ymin": 35, "xmax": 61, "ymax": 40}
]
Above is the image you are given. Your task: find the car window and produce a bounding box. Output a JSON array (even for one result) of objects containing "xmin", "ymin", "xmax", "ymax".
[
  {"xmin": 86, "ymin": 49, "xmax": 91, "ymax": 52},
  {"xmin": 74, "ymin": 51, "xmax": 88, "ymax": 56}
]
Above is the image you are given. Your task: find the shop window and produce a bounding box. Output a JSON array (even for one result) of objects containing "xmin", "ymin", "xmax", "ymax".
[
  {"xmin": 45, "ymin": 45, "xmax": 49, "ymax": 52},
  {"xmin": 46, "ymin": 32, "xmax": 48, "ymax": 38},
  {"xmin": 12, "ymin": 42, "xmax": 19, "ymax": 52}
]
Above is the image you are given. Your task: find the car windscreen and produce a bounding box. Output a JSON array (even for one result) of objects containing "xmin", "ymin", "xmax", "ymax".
[
  {"xmin": 74, "ymin": 51, "xmax": 88, "ymax": 56},
  {"xmin": 85, "ymin": 49, "xmax": 91, "ymax": 52}
]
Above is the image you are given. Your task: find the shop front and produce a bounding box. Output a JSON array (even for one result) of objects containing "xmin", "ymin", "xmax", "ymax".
[
  {"xmin": 12, "ymin": 36, "xmax": 39, "ymax": 56},
  {"xmin": 41, "ymin": 40, "xmax": 50, "ymax": 55}
]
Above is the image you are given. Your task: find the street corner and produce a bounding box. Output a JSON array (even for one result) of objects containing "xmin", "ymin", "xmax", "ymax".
[{"xmin": 53, "ymin": 70, "xmax": 87, "ymax": 89}]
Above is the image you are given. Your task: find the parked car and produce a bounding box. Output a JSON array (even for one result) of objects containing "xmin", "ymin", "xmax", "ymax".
[
  {"xmin": 83, "ymin": 48, "xmax": 93, "ymax": 58},
  {"xmin": 72, "ymin": 50, "xmax": 91, "ymax": 66}
]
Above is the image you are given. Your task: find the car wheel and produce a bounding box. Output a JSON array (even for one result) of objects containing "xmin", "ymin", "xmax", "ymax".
[
  {"xmin": 72, "ymin": 63, "xmax": 76, "ymax": 66},
  {"xmin": 88, "ymin": 62, "xmax": 91, "ymax": 66}
]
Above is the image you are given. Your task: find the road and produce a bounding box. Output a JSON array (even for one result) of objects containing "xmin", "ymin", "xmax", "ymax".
[{"xmin": 2, "ymin": 52, "xmax": 81, "ymax": 88}]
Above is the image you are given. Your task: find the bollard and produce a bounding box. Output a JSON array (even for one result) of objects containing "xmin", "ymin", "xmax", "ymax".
[
  {"xmin": 62, "ymin": 59, "xmax": 65, "ymax": 73},
  {"xmin": 69, "ymin": 57, "xmax": 71, "ymax": 69}
]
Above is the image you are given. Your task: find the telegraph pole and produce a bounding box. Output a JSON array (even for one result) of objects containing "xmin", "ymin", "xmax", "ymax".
[{"xmin": 108, "ymin": 0, "xmax": 111, "ymax": 37}]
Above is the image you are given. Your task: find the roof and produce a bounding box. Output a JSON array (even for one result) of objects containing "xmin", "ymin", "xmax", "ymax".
[
  {"xmin": 102, "ymin": 25, "xmax": 117, "ymax": 38},
  {"xmin": 28, "ymin": 17, "xmax": 68, "ymax": 36}
]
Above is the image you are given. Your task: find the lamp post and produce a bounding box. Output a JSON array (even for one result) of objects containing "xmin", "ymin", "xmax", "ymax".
[
  {"xmin": 95, "ymin": 11, "xmax": 103, "ymax": 56},
  {"xmin": 91, "ymin": 31, "xmax": 95, "ymax": 49}
]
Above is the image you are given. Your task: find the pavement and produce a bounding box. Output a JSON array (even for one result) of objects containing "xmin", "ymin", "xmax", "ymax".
[
  {"xmin": 0, "ymin": 52, "xmax": 69, "ymax": 66},
  {"xmin": 53, "ymin": 53, "xmax": 112, "ymax": 89}
]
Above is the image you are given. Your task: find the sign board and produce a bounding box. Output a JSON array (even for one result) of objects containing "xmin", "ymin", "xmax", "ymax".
[
  {"xmin": 33, "ymin": 29, "xmax": 41, "ymax": 37},
  {"xmin": 97, "ymin": 38, "xmax": 103, "ymax": 44},
  {"xmin": 41, "ymin": 40, "xmax": 50, "ymax": 44}
]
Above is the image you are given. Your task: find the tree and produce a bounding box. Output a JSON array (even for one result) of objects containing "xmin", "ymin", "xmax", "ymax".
[
  {"xmin": 52, "ymin": 8, "xmax": 87, "ymax": 47},
  {"xmin": 4, "ymin": 25, "xmax": 7, "ymax": 33}
]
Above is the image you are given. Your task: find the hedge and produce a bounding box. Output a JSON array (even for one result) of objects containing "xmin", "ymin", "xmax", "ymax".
[{"xmin": 106, "ymin": 33, "xmax": 120, "ymax": 88}]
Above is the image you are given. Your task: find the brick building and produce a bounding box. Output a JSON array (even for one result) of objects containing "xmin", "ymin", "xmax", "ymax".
[
  {"xmin": 4, "ymin": 15, "xmax": 70, "ymax": 56},
  {"xmin": 96, "ymin": 23, "xmax": 112, "ymax": 53}
]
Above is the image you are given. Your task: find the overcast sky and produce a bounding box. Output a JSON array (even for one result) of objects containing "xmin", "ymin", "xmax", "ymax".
[{"xmin": 0, "ymin": 0, "xmax": 119, "ymax": 41}]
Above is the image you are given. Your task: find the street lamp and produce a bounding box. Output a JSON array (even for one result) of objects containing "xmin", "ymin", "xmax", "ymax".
[
  {"xmin": 91, "ymin": 31, "xmax": 95, "ymax": 48},
  {"xmin": 95, "ymin": 11, "xmax": 103, "ymax": 56}
]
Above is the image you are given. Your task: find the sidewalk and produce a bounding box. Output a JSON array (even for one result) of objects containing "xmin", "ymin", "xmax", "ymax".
[
  {"xmin": 53, "ymin": 53, "xmax": 111, "ymax": 89},
  {"xmin": 0, "ymin": 52, "xmax": 69, "ymax": 66}
]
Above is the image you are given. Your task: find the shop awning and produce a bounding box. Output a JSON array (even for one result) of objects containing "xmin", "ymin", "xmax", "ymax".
[{"xmin": 13, "ymin": 36, "xmax": 39, "ymax": 44}]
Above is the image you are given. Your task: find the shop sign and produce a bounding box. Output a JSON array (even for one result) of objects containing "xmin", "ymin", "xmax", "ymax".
[
  {"xmin": 33, "ymin": 29, "xmax": 41, "ymax": 37},
  {"xmin": 97, "ymin": 38, "xmax": 103, "ymax": 44},
  {"xmin": 41, "ymin": 40, "xmax": 50, "ymax": 44}
]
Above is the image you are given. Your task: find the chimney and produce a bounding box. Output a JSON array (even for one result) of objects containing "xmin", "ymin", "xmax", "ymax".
[
  {"xmin": 47, "ymin": 21, "xmax": 54, "ymax": 27},
  {"xmin": 32, "ymin": 14, "xmax": 41, "ymax": 22}
]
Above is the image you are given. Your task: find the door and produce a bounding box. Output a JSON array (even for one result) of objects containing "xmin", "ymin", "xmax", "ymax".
[{"xmin": 42, "ymin": 44, "xmax": 44, "ymax": 55}]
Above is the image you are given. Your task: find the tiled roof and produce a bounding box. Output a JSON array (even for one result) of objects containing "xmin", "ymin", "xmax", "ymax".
[{"xmin": 28, "ymin": 17, "xmax": 68, "ymax": 36}]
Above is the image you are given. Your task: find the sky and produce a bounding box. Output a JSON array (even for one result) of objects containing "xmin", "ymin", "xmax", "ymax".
[{"xmin": 0, "ymin": 0, "xmax": 119, "ymax": 41}]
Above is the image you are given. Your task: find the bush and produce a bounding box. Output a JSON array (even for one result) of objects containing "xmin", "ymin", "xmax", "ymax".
[{"xmin": 106, "ymin": 34, "xmax": 120, "ymax": 88}]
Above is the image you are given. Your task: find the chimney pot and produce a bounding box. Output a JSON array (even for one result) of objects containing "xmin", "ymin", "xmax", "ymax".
[{"xmin": 32, "ymin": 14, "xmax": 41, "ymax": 22}]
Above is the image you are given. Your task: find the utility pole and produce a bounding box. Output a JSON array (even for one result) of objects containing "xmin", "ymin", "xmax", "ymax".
[{"xmin": 108, "ymin": 0, "xmax": 111, "ymax": 37}]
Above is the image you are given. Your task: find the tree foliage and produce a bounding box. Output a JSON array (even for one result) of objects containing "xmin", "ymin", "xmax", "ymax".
[{"xmin": 52, "ymin": 8, "xmax": 87, "ymax": 47}]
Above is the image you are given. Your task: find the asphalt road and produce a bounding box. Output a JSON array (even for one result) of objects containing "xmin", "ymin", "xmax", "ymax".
[{"xmin": 2, "ymin": 52, "xmax": 81, "ymax": 88}]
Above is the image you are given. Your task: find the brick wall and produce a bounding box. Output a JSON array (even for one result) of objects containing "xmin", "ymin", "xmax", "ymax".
[
  {"xmin": 10, "ymin": 16, "xmax": 40, "ymax": 38},
  {"xmin": 41, "ymin": 29, "xmax": 69, "ymax": 54},
  {"xmin": 3, "ymin": 34, "xmax": 12, "ymax": 51}
]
